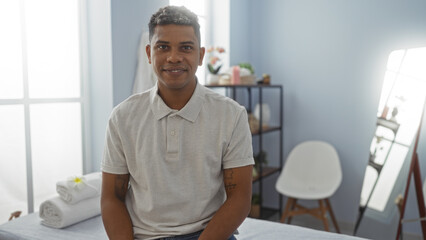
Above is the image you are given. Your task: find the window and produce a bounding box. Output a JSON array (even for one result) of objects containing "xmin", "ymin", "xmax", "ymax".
[
  {"xmin": 169, "ymin": 0, "xmax": 207, "ymax": 84},
  {"xmin": 0, "ymin": 0, "xmax": 85, "ymax": 223}
]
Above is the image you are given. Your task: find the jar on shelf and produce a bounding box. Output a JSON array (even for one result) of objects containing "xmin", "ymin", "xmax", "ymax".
[{"xmin": 254, "ymin": 103, "xmax": 271, "ymax": 127}]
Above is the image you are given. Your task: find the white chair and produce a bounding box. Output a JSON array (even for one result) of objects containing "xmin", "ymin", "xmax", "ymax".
[{"xmin": 275, "ymin": 140, "xmax": 342, "ymax": 233}]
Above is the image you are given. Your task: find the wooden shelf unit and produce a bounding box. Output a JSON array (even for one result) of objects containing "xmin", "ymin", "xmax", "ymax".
[{"xmin": 206, "ymin": 84, "xmax": 284, "ymax": 219}]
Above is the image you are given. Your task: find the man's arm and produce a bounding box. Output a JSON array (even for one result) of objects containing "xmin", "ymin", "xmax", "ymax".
[
  {"xmin": 199, "ymin": 165, "xmax": 253, "ymax": 240},
  {"xmin": 101, "ymin": 172, "xmax": 133, "ymax": 240}
]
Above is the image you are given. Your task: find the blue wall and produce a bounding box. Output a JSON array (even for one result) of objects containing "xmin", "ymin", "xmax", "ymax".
[
  {"xmin": 229, "ymin": 0, "xmax": 426, "ymax": 234},
  {"xmin": 230, "ymin": 0, "xmax": 253, "ymax": 66}
]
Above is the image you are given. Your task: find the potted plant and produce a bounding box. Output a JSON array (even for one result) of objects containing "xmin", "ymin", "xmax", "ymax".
[
  {"xmin": 206, "ymin": 46, "xmax": 225, "ymax": 85},
  {"xmin": 239, "ymin": 62, "xmax": 254, "ymax": 75},
  {"xmin": 238, "ymin": 62, "xmax": 256, "ymax": 85}
]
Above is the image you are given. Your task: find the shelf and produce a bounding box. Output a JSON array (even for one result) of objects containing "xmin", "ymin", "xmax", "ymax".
[
  {"xmin": 249, "ymin": 206, "xmax": 280, "ymax": 220},
  {"xmin": 206, "ymin": 84, "xmax": 283, "ymax": 218},
  {"xmin": 260, "ymin": 207, "xmax": 280, "ymax": 220},
  {"xmin": 251, "ymin": 126, "xmax": 281, "ymax": 135},
  {"xmin": 253, "ymin": 166, "xmax": 281, "ymax": 182}
]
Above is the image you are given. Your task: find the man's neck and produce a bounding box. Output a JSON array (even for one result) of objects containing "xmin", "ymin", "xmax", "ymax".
[{"xmin": 158, "ymin": 81, "xmax": 197, "ymax": 110}]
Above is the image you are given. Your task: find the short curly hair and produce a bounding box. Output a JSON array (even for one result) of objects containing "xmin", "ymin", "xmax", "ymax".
[{"xmin": 148, "ymin": 6, "xmax": 201, "ymax": 45}]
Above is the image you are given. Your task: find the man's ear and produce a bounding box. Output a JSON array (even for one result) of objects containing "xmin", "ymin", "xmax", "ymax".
[
  {"xmin": 146, "ymin": 44, "xmax": 152, "ymax": 64},
  {"xmin": 198, "ymin": 47, "xmax": 205, "ymax": 66}
]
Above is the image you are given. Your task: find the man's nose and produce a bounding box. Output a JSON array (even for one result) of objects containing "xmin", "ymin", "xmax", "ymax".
[{"xmin": 167, "ymin": 49, "xmax": 183, "ymax": 63}]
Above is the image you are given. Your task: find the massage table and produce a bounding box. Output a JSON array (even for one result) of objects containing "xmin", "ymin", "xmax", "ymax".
[{"xmin": 0, "ymin": 213, "xmax": 366, "ymax": 240}]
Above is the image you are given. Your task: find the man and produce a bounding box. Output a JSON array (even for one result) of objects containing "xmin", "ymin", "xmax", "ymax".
[{"xmin": 101, "ymin": 6, "xmax": 254, "ymax": 240}]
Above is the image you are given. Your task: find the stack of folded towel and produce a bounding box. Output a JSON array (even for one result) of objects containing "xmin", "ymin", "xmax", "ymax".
[{"xmin": 39, "ymin": 172, "xmax": 102, "ymax": 228}]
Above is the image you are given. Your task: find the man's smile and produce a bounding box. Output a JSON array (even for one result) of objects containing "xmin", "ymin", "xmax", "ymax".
[
  {"xmin": 162, "ymin": 66, "xmax": 188, "ymax": 75},
  {"xmin": 163, "ymin": 66, "xmax": 187, "ymax": 71}
]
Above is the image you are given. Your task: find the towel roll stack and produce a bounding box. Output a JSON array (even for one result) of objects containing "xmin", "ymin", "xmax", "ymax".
[{"xmin": 39, "ymin": 172, "xmax": 102, "ymax": 228}]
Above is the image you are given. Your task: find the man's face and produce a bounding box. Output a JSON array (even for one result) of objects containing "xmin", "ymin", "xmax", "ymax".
[{"xmin": 146, "ymin": 24, "xmax": 205, "ymax": 92}]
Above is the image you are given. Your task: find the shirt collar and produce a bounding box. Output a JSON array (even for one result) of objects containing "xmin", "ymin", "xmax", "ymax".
[{"xmin": 150, "ymin": 81, "xmax": 205, "ymax": 123}]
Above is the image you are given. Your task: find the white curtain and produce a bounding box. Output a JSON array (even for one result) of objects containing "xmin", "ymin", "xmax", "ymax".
[{"xmin": 132, "ymin": 31, "xmax": 156, "ymax": 94}]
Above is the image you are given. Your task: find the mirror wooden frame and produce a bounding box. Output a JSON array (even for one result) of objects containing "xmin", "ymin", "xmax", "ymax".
[{"xmin": 396, "ymin": 101, "xmax": 426, "ymax": 240}]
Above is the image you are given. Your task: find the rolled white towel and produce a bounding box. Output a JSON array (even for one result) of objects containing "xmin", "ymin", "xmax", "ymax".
[
  {"xmin": 56, "ymin": 172, "xmax": 101, "ymax": 204},
  {"xmin": 39, "ymin": 195, "xmax": 101, "ymax": 228}
]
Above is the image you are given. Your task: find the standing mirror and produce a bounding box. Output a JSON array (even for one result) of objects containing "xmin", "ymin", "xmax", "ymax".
[{"xmin": 355, "ymin": 47, "xmax": 426, "ymax": 239}]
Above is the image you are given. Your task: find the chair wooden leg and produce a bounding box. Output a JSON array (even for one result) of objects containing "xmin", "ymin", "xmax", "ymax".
[
  {"xmin": 325, "ymin": 198, "xmax": 340, "ymax": 233},
  {"xmin": 287, "ymin": 198, "xmax": 298, "ymax": 224},
  {"xmin": 280, "ymin": 198, "xmax": 340, "ymax": 233},
  {"xmin": 318, "ymin": 200, "xmax": 330, "ymax": 231},
  {"xmin": 281, "ymin": 197, "xmax": 295, "ymax": 223}
]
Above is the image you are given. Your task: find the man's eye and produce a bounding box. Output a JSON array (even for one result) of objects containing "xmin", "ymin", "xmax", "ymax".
[
  {"xmin": 182, "ymin": 46, "xmax": 193, "ymax": 51},
  {"xmin": 157, "ymin": 45, "xmax": 168, "ymax": 50}
]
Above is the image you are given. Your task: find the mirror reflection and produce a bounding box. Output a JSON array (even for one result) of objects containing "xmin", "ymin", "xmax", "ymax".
[{"xmin": 355, "ymin": 47, "xmax": 426, "ymax": 239}]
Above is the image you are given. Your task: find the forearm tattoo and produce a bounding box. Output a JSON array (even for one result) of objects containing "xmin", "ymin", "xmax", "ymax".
[
  {"xmin": 114, "ymin": 175, "xmax": 129, "ymax": 202},
  {"xmin": 224, "ymin": 169, "xmax": 237, "ymax": 191}
]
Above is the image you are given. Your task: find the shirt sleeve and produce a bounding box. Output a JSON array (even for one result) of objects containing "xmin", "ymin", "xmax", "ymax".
[
  {"xmin": 222, "ymin": 107, "xmax": 255, "ymax": 169},
  {"xmin": 101, "ymin": 112, "xmax": 130, "ymax": 174}
]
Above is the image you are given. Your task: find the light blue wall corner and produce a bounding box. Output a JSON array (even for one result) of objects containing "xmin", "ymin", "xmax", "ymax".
[{"xmin": 86, "ymin": 0, "xmax": 114, "ymax": 172}]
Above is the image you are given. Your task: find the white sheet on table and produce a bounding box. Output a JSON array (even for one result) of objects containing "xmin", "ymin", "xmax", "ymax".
[
  {"xmin": 238, "ymin": 217, "xmax": 366, "ymax": 240},
  {"xmin": 0, "ymin": 213, "xmax": 107, "ymax": 240},
  {"xmin": 0, "ymin": 214, "xmax": 368, "ymax": 240}
]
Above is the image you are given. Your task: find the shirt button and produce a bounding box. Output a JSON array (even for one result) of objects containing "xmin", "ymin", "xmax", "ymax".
[{"xmin": 170, "ymin": 130, "xmax": 176, "ymax": 136}]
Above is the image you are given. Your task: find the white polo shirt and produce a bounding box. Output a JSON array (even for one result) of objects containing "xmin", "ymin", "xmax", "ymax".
[{"xmin": 102, "ymin": 83, "xmax": 254, "ymax": 239}]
